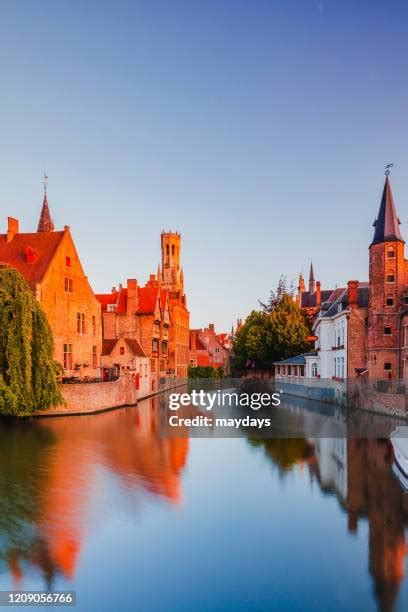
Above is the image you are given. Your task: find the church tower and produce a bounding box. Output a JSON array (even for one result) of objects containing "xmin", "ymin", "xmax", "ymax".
[
  {"xmin": 161, "ymin": 231, "xmax": 183, "ymax": 292},
  {"xmin": 367, "ymin": 175, "xmax": 406, "ymax": 378}
]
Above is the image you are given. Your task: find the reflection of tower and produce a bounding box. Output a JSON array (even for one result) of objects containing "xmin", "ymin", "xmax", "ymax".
[
  {"xmin": 347, "ymin": 439, "xmax": 407, "ymax": 612},
  {"xmin": 161, "ymin": 231, "xmax": 183, "ymax": 292}
]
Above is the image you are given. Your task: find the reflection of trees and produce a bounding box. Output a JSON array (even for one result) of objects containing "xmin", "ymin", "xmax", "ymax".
[
  {"xmin": 0, "ymin": 420, "xmax": 57, "ymax": 584},
  {"xmin": 247, "ymin": 438, "xmax": 315, "ymax": 473}
]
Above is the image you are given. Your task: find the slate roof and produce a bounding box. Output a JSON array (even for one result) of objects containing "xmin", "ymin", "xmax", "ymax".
[
  {"xmin": 0, "ymin": 231, "xmax": 65, "ymax": 290},
  {"xmin": 320, "ymin": 284, "xmax": 369, "ymax": 318},
  {"xmin": 372, "ymin": 177, "xmax": 404, "ymax": 245},
  {"xmin": 301, "ymin": 289, "xmax": 333, "ymax": 308},
  {"xmin": 274, "ymin": 352, "xmax": 318, "ymax": 366}
]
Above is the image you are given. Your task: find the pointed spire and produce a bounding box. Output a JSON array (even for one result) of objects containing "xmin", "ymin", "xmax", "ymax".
[
  {"xmin": 371, "ymin": 176, "xmax": 404, "ymax": 245},
  {"xmin": 37, "ymin": 174, "xmax": 54, "ymax": 233},
  {"xmin": 309, "ymin": 261, "xmax": 315, "ymax": 295},
  {"xmin": 157, "ymin": 263, "xmax": 161, "ymax": 287}
]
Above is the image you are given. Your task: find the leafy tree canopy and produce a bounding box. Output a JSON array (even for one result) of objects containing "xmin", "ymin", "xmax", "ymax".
[
  {"xmin": 0, "ymin": 267, "xmax": 62, "ymax": 415},
  {"xmin": 233, "ymin": 280, "xmax": 312, "ymax": 373}
]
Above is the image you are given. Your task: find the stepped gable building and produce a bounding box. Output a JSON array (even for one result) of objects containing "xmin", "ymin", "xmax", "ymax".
[
  {"xmin": 159, "ymin": 231, "xmax": 190, "ymax": 378},
  {"xmin": 367, "ymin": 176, "xmax": 408, "ymax": 379},
  {"xmin": 189, "ymin": 324, "xmax": 230, "ymax": 373},
  {"xmin": 0, "ymin": 186, "xmax": 102, "ymax": 378},
  {"xmin": 296, "ymin": 263, "xmax": 334, "ymax": 321},
  {"xmin": 96, "ymin": 276, "xmax": 170, "ymax": 391}
]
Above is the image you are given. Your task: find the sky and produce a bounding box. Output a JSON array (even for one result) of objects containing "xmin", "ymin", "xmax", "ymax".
[{"xmin": 0, "ymin": 0, "xmax": 407, "ymax": 331}]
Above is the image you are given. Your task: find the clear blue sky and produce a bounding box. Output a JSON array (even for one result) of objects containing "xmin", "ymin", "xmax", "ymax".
[{"xmin": 1, "ymin": 0, "xmax": 407, "ymax": 331}]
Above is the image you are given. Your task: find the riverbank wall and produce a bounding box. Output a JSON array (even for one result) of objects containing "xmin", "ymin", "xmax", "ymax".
[
  {"xmin": 274, "ymin": 376, "xmax": 408, "ymax": 419},
  {"xmin": 34, "ymin": 375, "xmax": 187, "ymax": 417}
]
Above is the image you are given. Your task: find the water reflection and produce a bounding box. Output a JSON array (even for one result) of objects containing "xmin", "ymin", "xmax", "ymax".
[
  {"xmin": 0, "ymin": 397, "xmax": 188, "ymax": 588},
  {"xmin": 0, "ymin": 395, "xmax": 407, "ymax": 611}
]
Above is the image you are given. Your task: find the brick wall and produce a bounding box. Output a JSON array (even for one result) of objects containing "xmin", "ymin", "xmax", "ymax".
[{"xmin": 39, "ymin": 229, "xmax": 102, "ymax": 377}]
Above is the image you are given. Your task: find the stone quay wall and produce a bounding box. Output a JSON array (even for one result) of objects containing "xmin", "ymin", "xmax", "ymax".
[
  {"xmin": 275, "ymin": 376, "xmax": 408, "ymax": 419},
  {"xmin": 35, "ymin": 375, "xmax": 187, "ymax": 417}
]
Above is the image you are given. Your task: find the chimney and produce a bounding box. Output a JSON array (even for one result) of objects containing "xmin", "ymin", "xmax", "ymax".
[
  {"xmin": 190, "ymin": 330, "xmax": 196, "ymax": 351},
  {"xmin": 7, "ymin": 217, "xmax": 19, "ymax": 242},
  {"xmin": 127, "ymin": 279, "xmax": 139, "ymax": 315},
  {"xmin": 209, "ymin": 323, "xmax": 215, "ymax": 333},
  {"xmin": 347, "ymin": 280, "xmax": 359, "ymax": 308},
  {"xmin": 316, "ymin": 281, "xmax": 321, "ymax": 308}
]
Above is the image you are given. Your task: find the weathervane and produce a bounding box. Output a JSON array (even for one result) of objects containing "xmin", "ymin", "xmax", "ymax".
[
  {"xmin": 43, "ymin": 173, "xmax": 48, "ymax": 194},
  {"xmin": 385, "ymin": 163, "xmax": 394, "ymax": 176}
]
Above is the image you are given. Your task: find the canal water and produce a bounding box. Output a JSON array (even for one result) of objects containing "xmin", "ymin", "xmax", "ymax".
[{"xmin": 0, "ymin": 393, "xmax": 407, "ymax": 612}]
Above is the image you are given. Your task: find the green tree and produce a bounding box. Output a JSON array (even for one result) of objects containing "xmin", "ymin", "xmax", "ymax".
[
  {"xmin": 0, "ymin": 267, "xmax": 62, "ymax": 415},
  {"xmin": 233, "ymin": 290, "xmax": 312, "ymax": 374}
]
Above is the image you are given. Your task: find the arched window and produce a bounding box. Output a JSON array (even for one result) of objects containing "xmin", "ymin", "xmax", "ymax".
[{"xmin": 312, "ymin": 362, "xmax": 318, "ymax": 377}]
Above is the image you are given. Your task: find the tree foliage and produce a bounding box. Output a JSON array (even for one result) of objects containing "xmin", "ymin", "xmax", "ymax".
[
  {"xmin": 0, "ymin": 267, "xmax": 62, "ymax": 415},
  {"xmin": 233, "ymin": 287, "xmax": 312, "ymax": 374},
  {"xmin": 188, "ymin": 365, "xmax": 224, "ymax": 379}
]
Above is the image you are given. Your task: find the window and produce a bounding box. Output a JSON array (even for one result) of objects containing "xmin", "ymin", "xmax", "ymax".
[
  {"xmin": 65, "ymin": 256, "xmax": 71, "ymax": 267},
  {"xmin": 92, "ymin": 315, "xmax": 96, "ymax": 336},
  {"xmin": 64, "ymin": 277, "xmax": 73, "ymax": 293},
  {"xmin": 384, "ymin": 362, "xmax": 392, "ymax": 371},
  {"xmin": 77, "ymin": 313, "xmax": 86, "ymax": 334},
  {"xmin": 92, "ymin": 345, "xmax": 97, "ymax": 368},
  {"xmin": 341, "ymin": 357, "xmax": 344, "ymax": 379},
  {"xmin": 404, "ymin": 296, "xmax": 408, "ymax": 306},
  {"xmin": 288, "ymin": 365, "xmax": 292, "ymax": 376},
  {"xmin": 387, "ymin": 248, "xmax": 395, "ymax": 259},
  {"xmin": 404, "ymin": 325, "xmax": 408, "ymax": 347},
  {"xmin": 152, "ymin": 339, "xmax": 159, "ymax": 353},
  {"xmin": 300, "ymin": 365, "xmax": 305, "ymax": 377},
  {"xmin": 166, "ymin": 245, "xmax": 169, "ymax": 255},
  {"xmin": 384, "ymin": 326, "xmax": 392, "ymax": 335},
  {"xmin": 172, "ymin": 245, "xmax": 175, "ymax": 255},
  {"xmin": 107, "ymin": 304, "xmax": 116, "ymax": 312},
  {"xmin": 63, "ymin": 344, "xmax": 73, "ymax": 370},
  {"xmin": 120, "ymin": 346, "xmax": 125, "ymax": 355},
  {"xmin": 386, "ymin": 298, "xmax": 394, "ymax": 306},
  {"xmin": 387, "ymin": 274, "xmax": 395, "ymax": 283},
  {"xmin": 311, "ymin": 363, "xmax": 318, "ymax": 377}
]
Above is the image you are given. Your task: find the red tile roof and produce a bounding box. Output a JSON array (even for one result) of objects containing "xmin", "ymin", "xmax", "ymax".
[
  {"xmin": 124, "ymin": 338, "xmax": 146, "ymax": 357},
  {"xmin": 0, "ymin": 231, "xmax": 65, "ymax": 290},
  {"xmin": 138, "ymin": 286, "xmax": 159, "ymax": 314},
  {"xmin": 116, "ymin": 288, "xmax": 128, "ymax": 314},
  {"xmin": 102, "ymin": 339, "xmax": 118, "ymax": 355},
  {"xmin": 96, "ymin": 292, "xmax": 118, "ymax": 312}
]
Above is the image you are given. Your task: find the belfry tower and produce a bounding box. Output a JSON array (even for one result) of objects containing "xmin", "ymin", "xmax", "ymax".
[{"xmin": 161, "ymin": 231, "xmax": 183, "ymax": 293}]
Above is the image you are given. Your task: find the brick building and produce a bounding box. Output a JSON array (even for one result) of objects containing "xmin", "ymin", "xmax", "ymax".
[
  {"xmin": 159, "ymin": 231, "xmax": 190, "ymax": 378},
  {"xmin": 96, "ymin": 276, "xmax": 170, "ymax": 392},
  {"xmin": 296, "ymin": 263, "xmax": 334, "ymax": 321},
  {"xmin": 0, "ymin": 190, "xmax": 102, "ymax": 378},
  {"xmin": 189, "ymin": 324, "xmax": 229, "ymax": 373}
]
